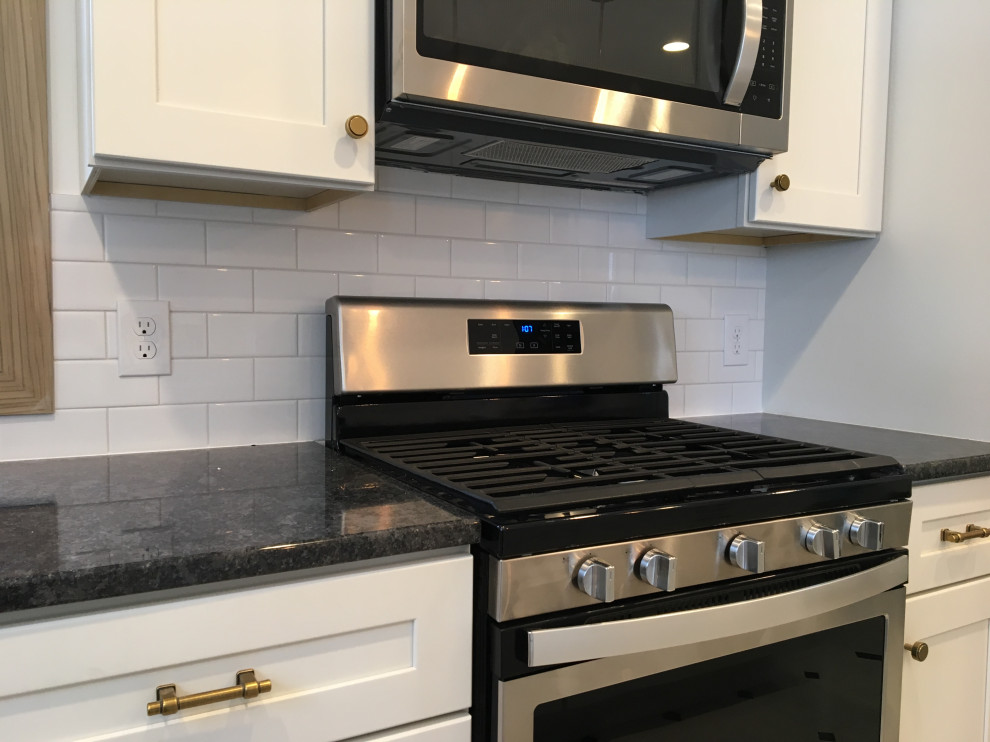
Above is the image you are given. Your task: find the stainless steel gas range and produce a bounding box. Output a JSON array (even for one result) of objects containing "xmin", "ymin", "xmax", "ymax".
[{"xmin": 325, "ymin": 297, "xmax": 912, "ymax": 742}]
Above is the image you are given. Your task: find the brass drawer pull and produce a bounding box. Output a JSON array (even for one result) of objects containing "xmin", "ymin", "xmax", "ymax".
[
  {"xmin": 147, "ymin": 669, "xmax": 272, "ymax": 717},
  {"xmin": 941, "ymin": 524, "xmax": 990, "ymax": 543},
  {"xmin": 905, "ymin": 641, "xmax": 929, "ymax": 662}
]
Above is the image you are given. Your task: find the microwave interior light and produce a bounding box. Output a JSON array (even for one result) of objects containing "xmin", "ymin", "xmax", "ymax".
[{"xmin": 662, "ymin": 41, "xmax": 690, "ymax": 52}]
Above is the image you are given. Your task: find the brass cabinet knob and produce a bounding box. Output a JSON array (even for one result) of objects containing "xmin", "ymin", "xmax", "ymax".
[
  {"xmin": 345, "ymin": 115, "xmax": 369, "ymax": 139},
  {"xmin": 905, "ymin": 641, "xmax": 929, "ymax": 662},
  {"xmin": 770, "ymin": 174, "xmax": 791, "ymax": 191}
]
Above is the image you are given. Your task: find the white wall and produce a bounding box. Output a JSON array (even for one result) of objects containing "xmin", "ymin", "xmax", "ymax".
[
  {"xmin": 0, "ymin": 4, "xmax": 765, "ymax": 461},
  {"xmin": 763, "ymin": 0, "xmax": 990, "ymax": 441}
]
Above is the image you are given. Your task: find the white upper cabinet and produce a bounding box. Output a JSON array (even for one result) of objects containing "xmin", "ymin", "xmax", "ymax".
[
  {"xmin": 646, "ymin": 0, "xmax": 892, "ymax": 247},
  {"xmin": 79, "ymin": 0, "xmax": 375, "ymax": 211}
]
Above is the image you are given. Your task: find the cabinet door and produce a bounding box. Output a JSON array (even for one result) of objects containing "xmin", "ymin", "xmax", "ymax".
[
  {"xmin": 0, "ymin": 554, "xmax": 472, "ymax": 742},
  {"xmin": 746, "ymin": 0, "xmax": 891, "ymax": 234},
  {"xmin": 86, "ymin": 0, "xmax": 374, "ymax": 188},
  {"xmin": 900, "ymin": 576, "xmax": 990, "ymax": 742}
]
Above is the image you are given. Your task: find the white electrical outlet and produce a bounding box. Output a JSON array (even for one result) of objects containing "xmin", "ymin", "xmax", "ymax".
[
  {"xmin": 117, "ymin": 300, "xmax": 171, "ymax": 376},
  {"xmin": 723, "ymin": 314, "xmax": 749, "ymax": 366}
]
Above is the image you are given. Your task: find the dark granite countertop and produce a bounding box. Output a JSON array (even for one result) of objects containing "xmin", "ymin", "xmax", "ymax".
[
  {"xmin": 690, "ymin": 414, "xmax": 990, "ymax": 482},
  {"xmin": 0, "ymin": 442, "xmax": 478, "ymax": 615}
]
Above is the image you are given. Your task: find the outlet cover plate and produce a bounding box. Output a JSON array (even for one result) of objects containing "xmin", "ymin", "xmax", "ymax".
[
  {"xmin": 723, "ymin": 314, "xmax": 749, "ymax": 367},
  {"xmin": 117, "ymin": 300, "xmax": 171, "ymax": 376}
]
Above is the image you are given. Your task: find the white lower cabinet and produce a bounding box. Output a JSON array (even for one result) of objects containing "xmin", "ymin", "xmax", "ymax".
[
  {"xmin": 0, "ymin": 552, "xmax": 472, "ymax": 742},
  {"xmin": 900, "ymin": 477, "xmax": 990, "ymax": 741}
]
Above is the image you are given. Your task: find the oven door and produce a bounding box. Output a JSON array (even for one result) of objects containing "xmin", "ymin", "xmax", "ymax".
[
  {"xmin": 391, "ymin": 0, "xmax": 789, "ymax": 151},
  {"xmin": 496, "ymin": 555, "xmax": 906, "ymax": 742}
]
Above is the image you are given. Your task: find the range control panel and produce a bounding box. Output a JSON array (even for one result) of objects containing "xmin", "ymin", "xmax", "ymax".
[{"xmin": 468, "ymin": 318, "xmax": 582, "ymax": 355}]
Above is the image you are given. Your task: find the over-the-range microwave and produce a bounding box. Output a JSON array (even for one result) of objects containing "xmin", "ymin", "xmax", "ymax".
[{"xmin": 375, "ymin": 0, "xmax": 792, "ymax": 192}]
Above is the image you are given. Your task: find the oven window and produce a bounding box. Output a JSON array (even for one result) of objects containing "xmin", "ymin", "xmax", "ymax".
[
  {"xmin": 532, "ymin": 617, "xmax": 886, "ymax": 742},
  {"xmin": 417, "ymin": 0, "xmax": 728, "ymax": 109}
]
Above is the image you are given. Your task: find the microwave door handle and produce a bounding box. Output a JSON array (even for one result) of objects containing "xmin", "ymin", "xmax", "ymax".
[
  {"xmin": 526, "ymin": 555, "xmax": 907, "ymax": 668},
  {"xmin": 723, "ymin": 0, "xmax": 764, "ymax": 106}
]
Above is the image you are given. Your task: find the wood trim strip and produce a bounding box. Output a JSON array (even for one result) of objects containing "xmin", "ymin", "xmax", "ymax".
[
  {"xmin": 89, "ymin": 181, "xmax": 359, "ymax": 213},
  {"xmin": 0, "ymin": 0, "xmax": 54, "ymax": 415}
]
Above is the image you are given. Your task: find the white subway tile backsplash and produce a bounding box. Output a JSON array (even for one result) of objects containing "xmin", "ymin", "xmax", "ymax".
[
  {"xmin": 298, "ymin": 399, "xmax": 326, "ymax": 441},
  {"xmin": 674, "ymin": 352, "xmax": 710, "ymax": 384},
  {"xmin": 518, "ymin": 183, "xmax": 581, "ymax": 209},
  {"xmin": 254, "ymin": 270, "xmax": 338, "ymax": 313},
  {"xmin": 519, "ymin": 243, "xmax": 580, "ymax": 281},
  {"xmin": 580, "ymin": 246, "xmax": 635, "ymax": 283},
  {"xmin": 160, "ymin": 359, "xmax": 254, "ymax": 404},
  {"xmin": 451, "ymin": 240, "xmax": 518, "ymax": 279},
  {"xmin": 253, "ymin": 203, "xmax": 339, "ymax": 229},
  {"xmin": 158, "ymin": 266, "xmax": 253, "ymax": 312},
  {"xmin": 55, "ymin": 360, "xmax": 158, "ymax": 408},
  {"xmin": 736, "ymin": 257, "xmax": 767, "ymax": 288},
  {"xmin": 486, "ymin": 203, "xmax": 550, "ymax": 243},
  {"xmin": 415, "ymin": 277, "xmax": 485, "ymax": 299},
  {"xmin": 206, "ymin": 222, "xmax": 296, "ymax": 269},
  {"xmin": 416, "ymin": 197, "xmax": 486, "ymax": 239},
  {"xmin": 171, "ymin": 312, "xmax": 208, "ymax": 358},
  {"xmin": 711, "ymin": 287, "xmax": 760, "ymax": 318},
  {"xmin": 157, "ymin": 201, "xmax": 252, "ymax": 223},
  {"xmin": 665, "ymin": 384, "xmax": 685, "ymax": 418},
  {"xmin": 379, "ymin": 234, "xmax": 451, "ymax": 276},
  {"xmin": 708, "ymin": 352, "xmax": 757, "ymax": 383},
  {"xmin": 635, "ymin": 251, "xmax": 687, "ymax": 285},
  {"xmin": 579, "ymin": 190, "xmax": 641, "ymax": 214},
  {"xmin": 549, "ymin": 209, "xmax": 609, "ymax": 246},
  {"xmin": 607, "ymin": 214, "xmax": 649, "ymax": 250},
  {"xmin": 376, "ymin": 167, "xmax": 452, "ymax": 197},
  {"xmin": 660, "ymin": 285, "xmax": 711, "ymax": 319},
  {"xmin": 255, "ymin": 357, "xmax": 325, "ymax": 400},
  {"xmin": 31, "ymin": 169, "xmax": 762, "ymax": 459},
  {"xmin": 548, "ymin": 282, "xmax": 606, "ymax": 302},
  {"xmin": 683, "ymin": 384, "xmax": 734, "ymax": 417},
  {"xmin": 209, "ymin": 402, "xmax": 297, "ymax": 447},
  {"xmin": 0, "ymin": 409, "xmax": 108, "ymax": 461},
  {"xmin": 105, "ymin": 215, "xmax": 205, "ymax": 265},
  {"xmin": 484, "ymin": 280, "xmax": 549, "ymax": 301},
  {"xmin": 338, "ymin": 273, "xmax": 416, "ymax": 297},
  {"xmin": 208, "ymin": 314, "xmax": 297, "ymax": 357},
  {"xmin": 51, "ymin": 211, "xmax": 104, "ymax": 261},
  {"xmin": 298, "ymin": 230, "xmax": 378, "ymax": 273},
  {"xmin": 298, "ymin": 314, "xmax": 326, "ymax": 357},
  {"xmin": 339, "ymin": 192, "xmax": 416, "ymax": 234},
  {"xmin": 54, "ymin": 311, "xmax": 106, "ymax": 359},
  {"xmin": 53, "ymin": 262, "xmax": 157, "ymax": 311},
  {"xmin": 606, "ymin": 284, "xmax": 661, "ymax": 303},
  {"xmin": 687, "ymin": 254, "xmax": 736, "ymax": 287},
  {"xmin": 684, "ymin": 319, "xmax": 724, "ymax": 352},
  {"xmin": 108, "ymin": 404, "xmax": 208, "ymax": 454},
  {"xmin": 452, "ymin": 177, "xmax": 519, "ymax": 204},
  {"xmin": 731, "ymin": 382, "xmax": 763, "ymax": 414}
]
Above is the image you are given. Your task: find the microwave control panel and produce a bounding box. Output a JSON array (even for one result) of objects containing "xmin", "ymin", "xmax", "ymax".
[
  {"xmin": 468, "ymin": 319, "xmax": 581, "ymax": 355},
  {"xmin": 740, "ymin": 0, "xmax": 786, "ymax": 118}
]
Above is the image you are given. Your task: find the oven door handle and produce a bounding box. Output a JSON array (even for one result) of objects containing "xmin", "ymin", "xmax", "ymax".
[
  {"xmin": 527, "ymin": 555, "xmax": 907, "ymax": 667},
  {"xmin": 724, "ymin": 0, "xmax": 764, "ymax": 106}
]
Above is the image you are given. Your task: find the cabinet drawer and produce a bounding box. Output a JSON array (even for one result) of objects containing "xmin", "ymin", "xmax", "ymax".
[
  {"xmin": 908, "ymin": 477, "xmax": 990, "ymax": 594},
  {"xmin": 0, "ymin": 553, "xmax": 472, "ymax": 742}
]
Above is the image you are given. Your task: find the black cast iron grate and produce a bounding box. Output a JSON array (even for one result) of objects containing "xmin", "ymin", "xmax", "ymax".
[{"xmin": 342, "ymin": 419, "xmax": 901, "ymax": 515}]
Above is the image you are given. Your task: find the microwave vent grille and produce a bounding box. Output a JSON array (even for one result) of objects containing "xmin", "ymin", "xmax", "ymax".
[{"xmin": 464, "ymin": 141, "xmax": 654, "ymax": 174}]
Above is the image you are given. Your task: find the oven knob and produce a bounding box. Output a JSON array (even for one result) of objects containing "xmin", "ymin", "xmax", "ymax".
[
  {"xmin": 637, "ymin": 549, "xmax": 677, "ymax": 592},
  {"xmin": 575, "ymin": 558, "xmax": 615, "ymax": 603},
  {"xmin": 803, "ymin": 524, "xmax": 842, "ymax": 559},
  {"xmin": 727, "ymin": 535, "xmax": 766, "ymax": 574},
  {"xmin": 849, "ymin": 517, "xmax": 885, "ymax": 551}
]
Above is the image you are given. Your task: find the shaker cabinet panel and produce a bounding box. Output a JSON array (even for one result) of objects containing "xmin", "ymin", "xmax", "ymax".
[
  {"xmin": 900, "ymin": 575, "xmax": 990, "ymax": 742},
  {"xmin": 80, "ymin": 0, "xmax": 375, "ymax": 209},
  {"xmin": 647, "ymin": 0, "xmax": 892, "ymax": 246},
  {"xmin": 0, "ymin": 553, "xmax": 472, "ymax": 742}
]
